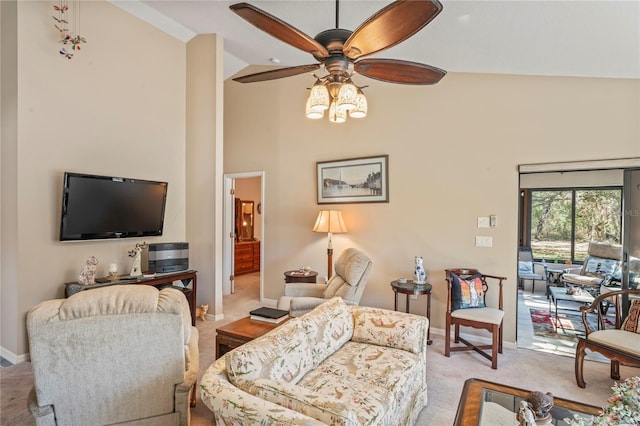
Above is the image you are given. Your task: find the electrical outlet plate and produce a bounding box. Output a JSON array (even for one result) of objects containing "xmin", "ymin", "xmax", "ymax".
[{"xmin": 476, "ymin": 236, "xmax": 493, "ymax": 247}]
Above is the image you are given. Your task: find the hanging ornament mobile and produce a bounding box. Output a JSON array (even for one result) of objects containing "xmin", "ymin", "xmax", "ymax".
[{"xmin": 52, "ymin": 0, "xmax": 86, "ymax": 59}]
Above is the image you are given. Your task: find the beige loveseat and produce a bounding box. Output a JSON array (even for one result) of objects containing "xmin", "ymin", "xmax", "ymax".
[
  {"xmin": 27, "ymin": 285, "xmax": 199, "ymax": 426},
  {"xmin": 200, "ymin": 297, "xmax": 429, "ymax": 425}
]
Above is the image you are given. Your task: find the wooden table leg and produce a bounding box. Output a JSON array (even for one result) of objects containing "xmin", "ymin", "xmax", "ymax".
[{"xmin": 426, "ymin": 291, "xmax": 432, "ymax": 345}]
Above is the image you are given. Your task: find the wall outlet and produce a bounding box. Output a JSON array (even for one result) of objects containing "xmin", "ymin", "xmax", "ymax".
[
  {"xmin": 475, "ymin": 236, "xmax": 493, "ymax": 247},
  {"xmin": 410, "ymin": 294, "xmax": 418, "ymax": 300}
]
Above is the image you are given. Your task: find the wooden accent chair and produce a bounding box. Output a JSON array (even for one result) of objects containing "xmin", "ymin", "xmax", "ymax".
[
  {"xmin": 444, "ymin": 268, "xmax": 507, "ymax": 369},
  {"xmin": 575, "ymin": 288, "xmax": 640, "ymax": 388}
]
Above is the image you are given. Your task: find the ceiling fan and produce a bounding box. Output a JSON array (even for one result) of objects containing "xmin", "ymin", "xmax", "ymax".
[{"xmin": 229, "ymin": 0, "xmax": 446, "ymax": 121}]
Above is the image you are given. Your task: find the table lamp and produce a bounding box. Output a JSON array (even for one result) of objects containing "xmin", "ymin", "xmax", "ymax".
[{"xmin": 312, "ymin": 210, "xmax": 347, "ymax": 279}]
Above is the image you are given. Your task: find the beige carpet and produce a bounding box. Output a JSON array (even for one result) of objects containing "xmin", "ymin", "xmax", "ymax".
[{"xmin": 2, "ymin": 273, "xmax": 638, "ymax": 425}]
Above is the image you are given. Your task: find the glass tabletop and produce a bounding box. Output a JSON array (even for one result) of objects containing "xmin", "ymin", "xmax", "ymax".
[{"xmin": 455, "ymin": 379, "xmax": 600, "ymax": 426}]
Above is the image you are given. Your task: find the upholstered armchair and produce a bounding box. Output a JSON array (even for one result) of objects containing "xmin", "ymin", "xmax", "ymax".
[
  {"xmin": 277, "ymin": 248, "xmax": 372, "ymax": 317},
  {"xmin": 26, "ymin": 285, "xmax": 199, "ymax": 426},
  {"xmin": 562, "ymin": 241, "xmax": 622, "ymax": 296}
]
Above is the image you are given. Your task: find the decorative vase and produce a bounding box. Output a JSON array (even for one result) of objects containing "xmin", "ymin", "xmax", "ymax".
[{"xmin": 414, "ymin": 256, "xmax": 426, "ymax": 284}]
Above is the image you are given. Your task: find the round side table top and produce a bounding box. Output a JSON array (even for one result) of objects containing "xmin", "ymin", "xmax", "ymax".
[
  {"xmin": 284, "ymin": 270, "xmax": 318, "ymax": 278},
  {"xmin": 390, "ymin": 280, "xmax": 432, "ymax": 293}
]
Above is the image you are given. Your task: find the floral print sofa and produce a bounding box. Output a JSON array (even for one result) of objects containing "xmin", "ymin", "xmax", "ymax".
[{"xmin": 200, "ymin": 297, "xmax": 429, "ymax": 425}]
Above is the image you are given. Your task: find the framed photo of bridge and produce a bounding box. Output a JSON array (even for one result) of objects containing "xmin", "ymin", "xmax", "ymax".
[{"xmin": 316, "ymin": 155, "xmax": 389, "ymax": 204}]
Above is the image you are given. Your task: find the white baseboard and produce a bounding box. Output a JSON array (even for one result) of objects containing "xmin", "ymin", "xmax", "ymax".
[{"xmin": 1, "ymin": 345, "xmax": 30, "ymax": 364}]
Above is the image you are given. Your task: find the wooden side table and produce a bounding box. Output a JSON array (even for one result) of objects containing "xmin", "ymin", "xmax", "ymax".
[
  {"xmin": 284, "ymin": 270, "xmax": 318, "ymax": 283},
  {"xmin": 390, "ymin": 280, "xmax": 432, "ymax": 345},
  {"xmin": 215, "ymin": 316, "xmax": 289, "ymax": 359}
]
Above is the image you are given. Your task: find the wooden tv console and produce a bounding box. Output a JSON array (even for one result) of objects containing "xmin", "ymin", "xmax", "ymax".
[{"xmin": 65, "ymin": 270, "xmax": 198, "ymax": 326}]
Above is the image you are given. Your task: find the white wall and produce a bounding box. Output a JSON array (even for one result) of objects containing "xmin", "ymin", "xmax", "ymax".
[
  {"xmin": 224, "ymin": 69, "xmax": 640, "ymax": 345},
  {"xmin": 1, "ymin": 1, "xmax": 187, "ymax": 359}
]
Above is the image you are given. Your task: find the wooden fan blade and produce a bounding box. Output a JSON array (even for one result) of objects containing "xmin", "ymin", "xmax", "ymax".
[
  {"xmin": 343, "ymin": 0, "xmax": 443, "ymax": 60},
  {"xmin": 230, "ymin": 3, "xmax": 329, "ymax": 59},
  {"xmin": 354, "ymin": 59, "xmax": 446, "ymax": 85},
  {"xmin": 233, "ymin": 64, "xmax": 321, "ymax": 83}
]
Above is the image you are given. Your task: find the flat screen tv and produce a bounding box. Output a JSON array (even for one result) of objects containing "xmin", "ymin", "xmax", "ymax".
[{"xmin": 59, "ymin": 172, "xmax": 168, "ymax": 241}]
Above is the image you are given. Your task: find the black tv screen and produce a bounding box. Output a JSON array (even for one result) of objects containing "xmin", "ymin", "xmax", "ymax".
[{"xmin": 59, "ymin": 172, "xmax": 168, "ymax": 241}]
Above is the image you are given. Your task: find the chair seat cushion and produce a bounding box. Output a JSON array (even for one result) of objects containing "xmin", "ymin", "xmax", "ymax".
[
  {"xmin": 451, "ymin": 307, "xmax": 504, "ymax": 325},
  {"xmin": 563, "ymin": 273, "xmax": 602, "ymax": 287},
  {"xmin": 519, "ymin": 273, "xmax": 545, "ymax": 281},
  {"xmin": 587, "ymin": 329, "xmax": 640, "ymax": 354}
]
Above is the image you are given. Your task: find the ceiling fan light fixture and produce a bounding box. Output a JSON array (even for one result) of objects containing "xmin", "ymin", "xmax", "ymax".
[
  {"xmin": 336, "ymin": 82, "xmax": 358, "ymax": 111},
  {"xmin": 308, "ymin": 82, "xmax": 330, "ymax": 112},
  {"xmin": 349, "ymin": 91, "xmax": 367, "ymax": 118},
  {"xmin": 305, "ymin": 97, "xmax": 324, "ymax": 119},
  {"xmin": 328, "ymin": 101, "xmax": 347, "ymax": 123}
]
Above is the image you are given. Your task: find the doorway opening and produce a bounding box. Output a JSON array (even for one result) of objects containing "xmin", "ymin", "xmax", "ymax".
[
  {"xmin": 223, "ymin": 172, "xmax": 265, "ymax": 314},
  {"xmin": 516, "ymin": 161, "xmax": 639, "ymax": 357}
]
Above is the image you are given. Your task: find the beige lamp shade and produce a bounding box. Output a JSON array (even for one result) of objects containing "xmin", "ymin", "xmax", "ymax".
[
  {"xmin": 312, "ymin": 210, "xmax": 347, "ymax": 234},
  {"xmin": 313, "ymin": 210, "xmax": 347, "ymax": 279}
]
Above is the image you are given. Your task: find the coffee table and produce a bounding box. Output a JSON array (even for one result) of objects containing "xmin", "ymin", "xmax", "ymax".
[
  {"xmin": 215, "ymin": 316, "xmax": 289, "ymax": 359},
  {"xmin": 548, "ymin": 286, "xmax": 595, "ymax": 331},
  {"xmin": 454, "ymin": 378, "xmax": 600, "ymax": 425}
]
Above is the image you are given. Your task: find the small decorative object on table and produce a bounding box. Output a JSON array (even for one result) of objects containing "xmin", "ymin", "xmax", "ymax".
[
  {"xmin": 414, "ymin": 256, "xmax": 426, "ymax": 284},
  {"xmin": 517, "ymin": 400, "xmax": 537, "ymax": 425},
  {"xmin": 107, "ymin": 263, "xmax": 119, "ymax": 281},
  {"xmin": 128, "ymin": 242, "xmax": 147, "ymax": 277},
  {"xmin": 78, "ymin": 256, "xmax": 98, "ymax": 285},
  {"xmin": 525, "ymin": 391, "xmax": 554, "ymax": 424},
  {"xmin": 567, "ymin": 287, "xmax": 583, "ymax": 296}
]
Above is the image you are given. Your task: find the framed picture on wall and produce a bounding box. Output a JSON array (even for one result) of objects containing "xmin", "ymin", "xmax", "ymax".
[{"xmin": 316, "ymin": 155, "xmax": 389, "ymax": 204}]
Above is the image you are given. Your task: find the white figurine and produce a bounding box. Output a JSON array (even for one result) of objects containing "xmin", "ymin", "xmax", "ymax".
[
  {"xmin": 128, "ymin": 242, "xmax": 147, "ymax": 277},
  {"xmin": 414, "ymin": 256, "xmax": 426, "ymax": 284},
  {"xmin": 78, "ymin": 256, "xmax": 99, "ymax": 285}
]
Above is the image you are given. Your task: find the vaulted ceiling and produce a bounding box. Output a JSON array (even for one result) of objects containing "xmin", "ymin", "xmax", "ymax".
[{"xmin": 111, "ymin": 0, "xmax": 639, "ymax": 80}]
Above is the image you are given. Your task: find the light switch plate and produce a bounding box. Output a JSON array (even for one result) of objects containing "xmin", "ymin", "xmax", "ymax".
[
  {"xmin": 477, "ymin": 217, "xmax": 490, "ymax": 228},
  {"xmin": 476, "ymin": 236, "xmax": 493, "ymax": 247}
]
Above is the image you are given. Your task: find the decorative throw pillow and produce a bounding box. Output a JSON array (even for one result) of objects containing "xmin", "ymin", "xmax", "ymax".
[
  {"xmin": 518, "ymin": 261, "xmax": 533, "ymax": 275},
  {"xmin": 451, "ymin": 273, "xmax": 485, "ymax": 310},
  {"xmin": 621, "ymin": 299, "xmax": 640, "ymax": 333}
]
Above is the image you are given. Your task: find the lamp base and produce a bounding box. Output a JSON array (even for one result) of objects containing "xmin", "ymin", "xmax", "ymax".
[{"xmin": 327, "ymin": 248, "xmax": 333, "ymax": 279}]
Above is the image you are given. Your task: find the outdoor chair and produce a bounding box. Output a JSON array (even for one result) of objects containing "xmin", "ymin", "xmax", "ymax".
[
  {"xmin": 574, "ymin": 288, "xmax": 640, "ymax": 388},
  {"xmin": 562, "ymin": 241, "xmax": 622, "ymax": 297},
  {"xmin": 445, "ymin": 268, "xmax": 506, "ymax": 369},
  {"xmin": 277, "ymin": 248, "xmax": 372, "ymax": 317},
  {"xmin": 518, "ymin": 246, "xmax": 548, "ymax": 295}
]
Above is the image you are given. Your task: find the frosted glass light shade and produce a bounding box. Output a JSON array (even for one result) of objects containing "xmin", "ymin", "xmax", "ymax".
[
  {"xmin": 308, "ymin": 83, "xmax": 330, "ymax": 112},
  {"xmin": 305, "ymin": 97, "xmax": 324, "ymax": 119},
  {"xmin": 328, "ymin": 101, "xmax": 347, "ymax": 123},
  {"xmin": 336, "ymin": 82, "xmax": 358, "ymax": 111},
  {"xmin": 349, "ymin": 92, "xmax": 368, "ymax": 118}
]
